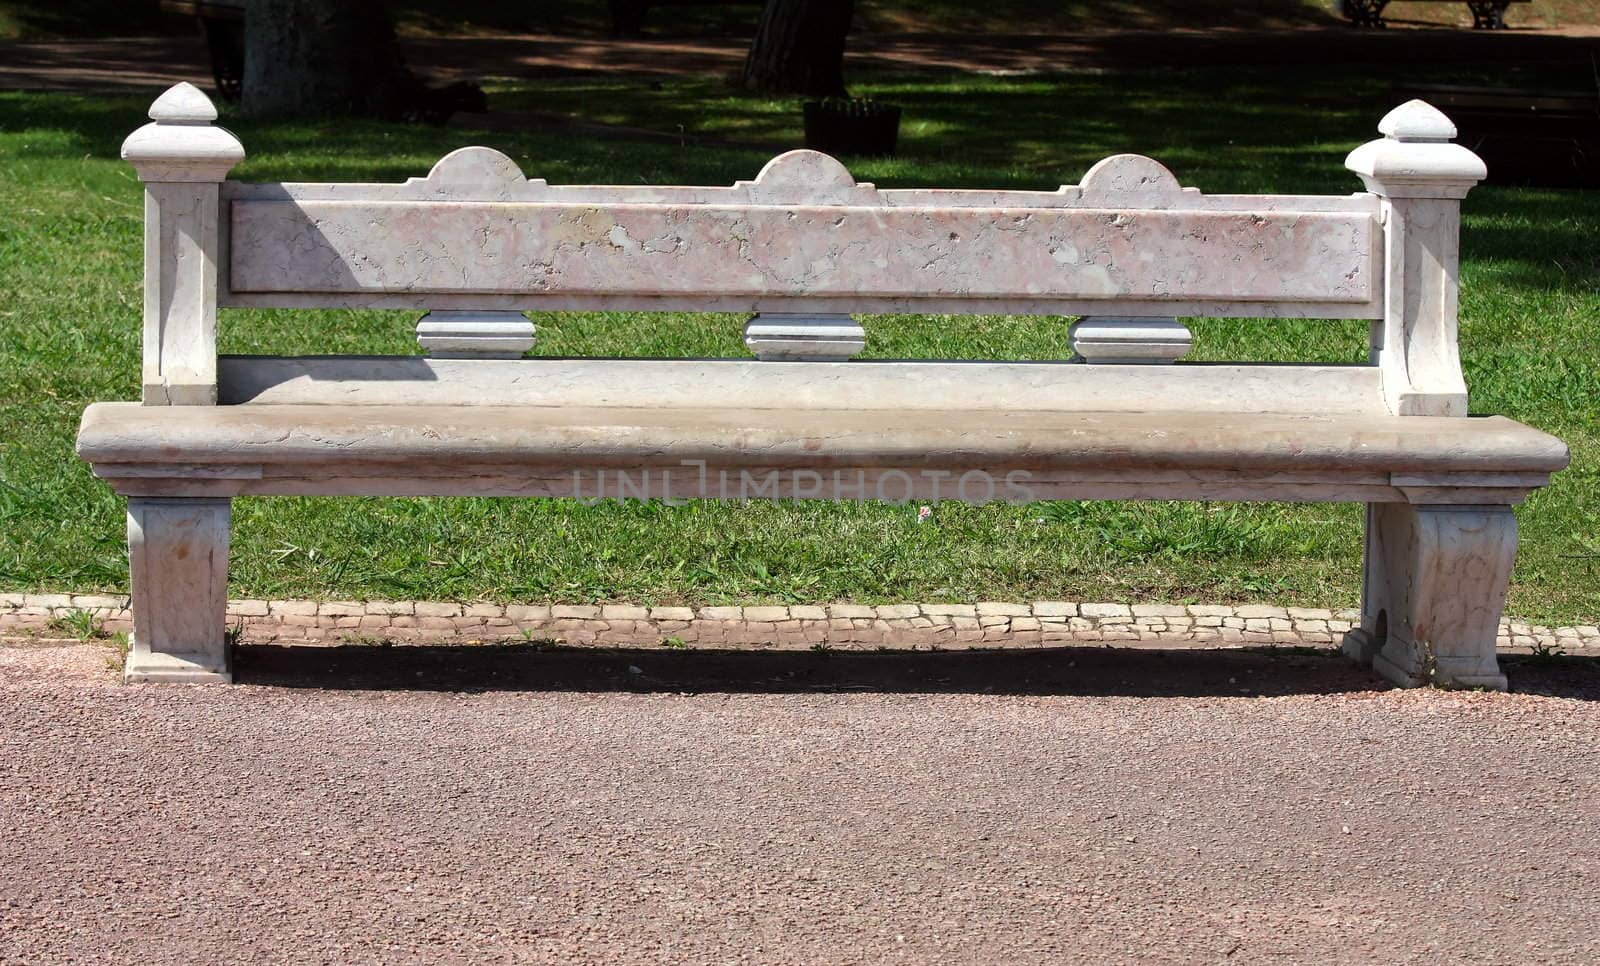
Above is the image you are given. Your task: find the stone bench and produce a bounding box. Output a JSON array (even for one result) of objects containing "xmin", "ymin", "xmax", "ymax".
[{"xmin": 78, "ymin": 83, "xmax": 1568, "ymax": 688}]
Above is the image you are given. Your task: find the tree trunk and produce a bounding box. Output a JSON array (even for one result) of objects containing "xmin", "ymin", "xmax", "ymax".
[
  {"xmin": 741, "ymin": 0, "xmax": 854, "ymax": 97},
  {"xmin": 242, "ymin": 0, "xmax": 408, "ymax": 117}
]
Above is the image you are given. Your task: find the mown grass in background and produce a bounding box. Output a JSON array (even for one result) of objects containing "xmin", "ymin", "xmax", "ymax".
[
  {"xmin": 1, "ymin": 64, "xmax": 1595, "ymax": 620},
  {"xmin": 0, "ymin": 0, "xmax": 1342, "ymax": 42},
  {"xmin": 7, "ymin": 0, "xmax": 1590, "ymax": 40}
]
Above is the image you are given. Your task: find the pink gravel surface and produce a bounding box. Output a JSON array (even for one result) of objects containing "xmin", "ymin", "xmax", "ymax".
[{"xmin": 1, "ymin": 639, "xmax": 1597, "ymax": 964}]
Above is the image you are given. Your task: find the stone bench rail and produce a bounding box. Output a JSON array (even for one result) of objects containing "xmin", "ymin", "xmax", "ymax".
[{"xmin": 78, "ymin": 83, "xmax": 1568, "ymax": 688}]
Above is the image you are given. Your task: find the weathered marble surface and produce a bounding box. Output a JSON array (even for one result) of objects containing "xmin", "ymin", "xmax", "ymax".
[
  {"xmin": 225, "ymin": 145, "xmax": 1379, "ymax": 211},
  {"xmin": 215, "ymin": 357, "xmax": 1389, "ymax": 415},
  {"xmin": 228, "ymin": 196, "xmax": 1376, "ymax": 307},
  {"xmin": 124, "ymin": 497, "xmax": 231, "ymax": 683},
  {"xmin": 77, "ymin": 403, "xmax": 1565, "ymax": 518},
  {"xmin": 219, "ymin": 146, "xmax": 1382, "ymax": 316},
  {"xmin": 79, "ymin": 403, "xmax": 1568, "ymax": 478},
  {"xmin": 1344, "ymin": 503, "xmax": 1518, "ymax": 690}
]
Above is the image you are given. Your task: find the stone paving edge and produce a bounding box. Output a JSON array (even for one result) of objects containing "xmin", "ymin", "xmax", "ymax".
[{"xmin": 1, "ymin": 593, "xmax": 1596, "ymax": 653}]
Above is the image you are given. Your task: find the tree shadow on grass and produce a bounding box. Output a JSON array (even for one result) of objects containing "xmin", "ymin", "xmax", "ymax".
[{"xmin": 232, "ymin": 641, "xmax": 1600, "ymax": 700}]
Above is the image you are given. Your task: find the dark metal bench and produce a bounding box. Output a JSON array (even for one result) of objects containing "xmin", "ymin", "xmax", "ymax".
[
  {"xmin": 1343, "ymin": 0, "xmax": 1531, "ymax": 29},
  {"xmin": 159, "ymin": 0, "xmax": 245, "ymax": 101},
  {"xmin": 1394, "ymin": 83, "xmax": 1600, "ymax": 187}
]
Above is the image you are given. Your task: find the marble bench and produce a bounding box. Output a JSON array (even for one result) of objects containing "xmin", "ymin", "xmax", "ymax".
[{"xmin": 77, "ymin": 83, "xmax": 1568, "ymax": 687}]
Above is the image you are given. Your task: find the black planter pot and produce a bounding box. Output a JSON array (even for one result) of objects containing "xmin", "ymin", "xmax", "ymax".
[{"xmin": 803, "ymin": 99, "xmax": 902, "ymax": 157}]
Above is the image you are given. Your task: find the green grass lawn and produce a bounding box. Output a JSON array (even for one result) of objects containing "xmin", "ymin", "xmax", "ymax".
[{"xmin": 2, "ymin": 64, "xmax": 1596, "ymax": 621}]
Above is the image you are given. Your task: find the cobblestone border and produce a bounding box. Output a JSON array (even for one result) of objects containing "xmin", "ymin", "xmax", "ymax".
[{"xmin": 3, "ymin": 593, "xmax": 1596, "ymax": 653}]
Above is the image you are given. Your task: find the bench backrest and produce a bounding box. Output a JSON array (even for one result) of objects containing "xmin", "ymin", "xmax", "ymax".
[
  {"xmin": 121, "ymin": 83, "xmax": 1487, "ymax": 418},
  {"xmin": 218, "ymin": 149, "xmax": 1380, "ymax": 316}
]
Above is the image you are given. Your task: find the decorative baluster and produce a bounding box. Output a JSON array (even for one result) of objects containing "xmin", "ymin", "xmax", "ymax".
[
  {"xmin": 1068, "ymin": 317, "xmax": 1192, "ymax": 364},
  {"xmin": 743, "ymin": 312, "xmax": 865, "ymax": 361},
  {"xmin": 1342, "ymin": 101, "xmax": 1512, "ymax": 690},
  {"xmin": 416, "ymin": 310, "xmax": 536, "ymax": 359}
]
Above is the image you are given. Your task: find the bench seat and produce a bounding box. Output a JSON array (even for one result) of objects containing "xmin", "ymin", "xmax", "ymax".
[{"xmin": 79, "ymin": 401, "xmax": 1566, "ymax": 504}]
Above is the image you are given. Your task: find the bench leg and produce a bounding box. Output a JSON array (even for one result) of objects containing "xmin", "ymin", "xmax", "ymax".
[
  {"xmin": 1343, "ymin": 0, "xmax": 1390, "ymax": 27},
  {"xmin": 1343, "ymin": 503, "xmax": 1515, "ymax": 691},
  {"xmin": 1467, "ymin": 1, "xmax": 1510, "ymax": 28},
  {"xmin": 125, "ymin": 498, "xmax": 233, "ymax": 684}
]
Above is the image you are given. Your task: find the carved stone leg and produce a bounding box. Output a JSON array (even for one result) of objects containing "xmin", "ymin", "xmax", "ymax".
[
  {"xmin": 125, "ymin": 498, "xmax": 232, "ymax": 684},
  {"xmin": 1343, "ymin": 503, "xmax": 1515, "ymax": 691}
]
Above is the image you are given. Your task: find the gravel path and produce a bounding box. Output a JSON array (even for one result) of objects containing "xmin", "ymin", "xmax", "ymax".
[{"xmin": 2, "ymin": 640, "xmax": 1597, "ymax": 964}]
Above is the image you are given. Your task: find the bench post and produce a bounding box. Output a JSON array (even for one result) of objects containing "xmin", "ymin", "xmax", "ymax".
[
  {"xmin": 125, "ymin": 498, "xmax": 233, "ymax": 683},
  {"xmin": 118, "ymin": 83, "xmax": 240, "ymax": 682},
  {"xmin": 1344, "ymin": 504, "xmax": 1515, "ymax": 691},
  {"xmin": 120, "ymin": 82, "xmax": 244, "ymax": 406},
  {"xmin": 1345, "ymin": 99, "xmax": 1485, "ymax": 418},
  {"xmin": 1345, "ymin": 102, "xmax": 1515, "ymax": 690}
]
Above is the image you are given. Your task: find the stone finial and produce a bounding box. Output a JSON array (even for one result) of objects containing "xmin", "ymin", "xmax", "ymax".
[
  {"xmin": 147, "ymin": 81, "xmax": 219, "ymax": 124},
  {"xmin": 121, "ymin": 82, "xmax": 244, "ymax": 183},
  {"xmin": 1377, "ymin": 99, "xmax": 1457, "ymax": 142},
  {"xmin": 1345, "ymin": 99, "xmax": 1485, "ymax": 200}
]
